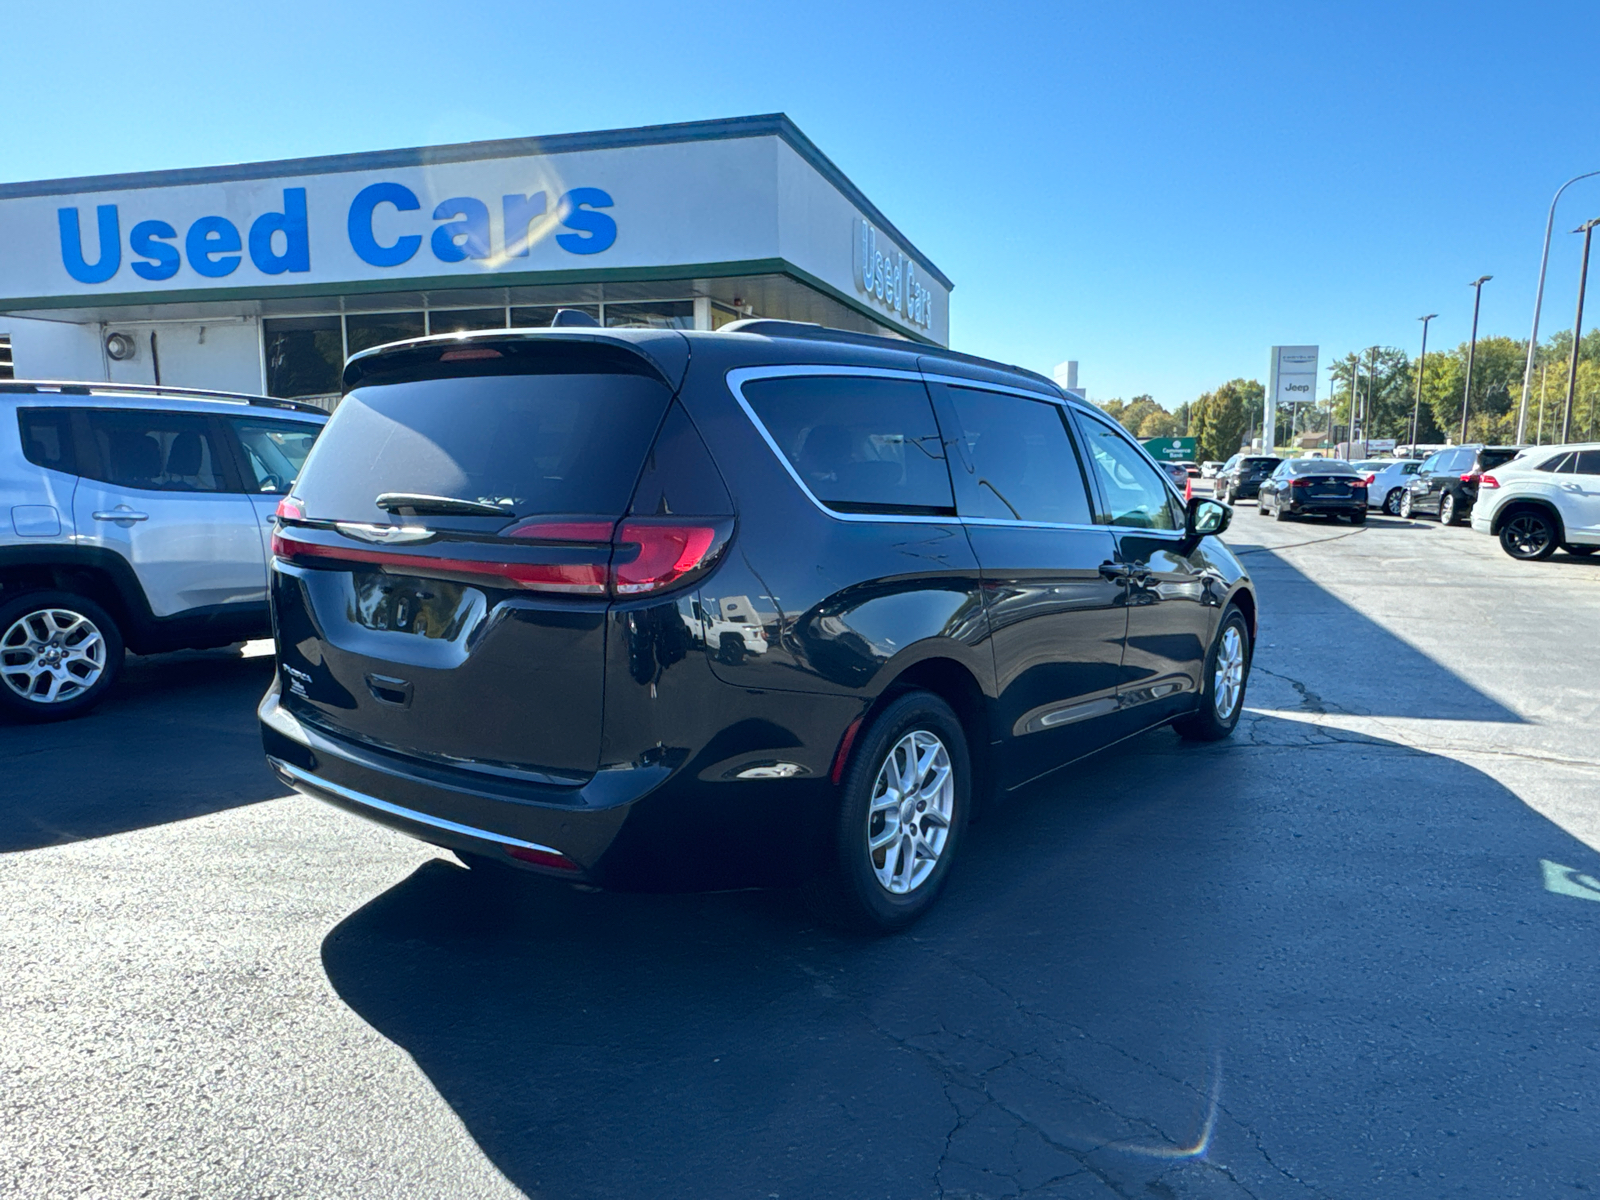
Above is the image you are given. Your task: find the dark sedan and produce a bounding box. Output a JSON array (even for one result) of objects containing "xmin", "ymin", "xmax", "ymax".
[
  {"xmin": 1215, "ymin": 454, "xmax": 1282, "ymax": 505},
  {"xmin": 1257, "ymin": 459, "xmax": 1368, "ymax": 523}
]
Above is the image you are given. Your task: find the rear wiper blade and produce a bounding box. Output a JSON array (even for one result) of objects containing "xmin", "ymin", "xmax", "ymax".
[{"xmin": 374, "ymin": 492, "xmax": 513, "ymax": 517}]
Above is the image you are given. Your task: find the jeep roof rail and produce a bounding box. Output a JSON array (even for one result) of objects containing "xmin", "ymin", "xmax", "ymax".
[
  {"xmin": 0, "ymin": 379, "xmax": 326, "ymax": 415},
  {"xmin": 715, "ymin": 319, "xmax": 1064, "ymax": 395}
]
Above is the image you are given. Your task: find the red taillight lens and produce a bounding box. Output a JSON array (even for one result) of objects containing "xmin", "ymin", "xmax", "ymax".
[
  {"xmin": 1481, "ymin": 473, "xmax": 1499, "ymax": 489},
  {"xmin": 1364, "ymin": 473, "xmax": 1376, "ymax": 486},
  {"xmin": 1461, "ymin": 472, "xmax": 1480, "ymax": 483},
  {"xmin": 1289, "ymin": 477, "xmax": 1311, "ymax": 487},
  {"xmin": 505, "ymin": 519, "xmax": 616, "ymax": 542},
  {"xmin": 613, "ymin": 523, "xmax": 721, "ymax": 594},
  {"xmin": 275, "ymin": 496, "xmax": 304, "ymax": 520},
  {"xmin": 271, "ymin": 526, "xmax": 609, "ymax": 594}
]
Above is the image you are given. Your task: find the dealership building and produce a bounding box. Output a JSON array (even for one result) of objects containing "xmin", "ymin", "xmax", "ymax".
[{"xmin": 0, "ymin": 115, "xmax": 950, "ymax": 405}]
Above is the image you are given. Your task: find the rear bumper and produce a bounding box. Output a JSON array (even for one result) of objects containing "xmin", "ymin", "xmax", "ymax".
[{"xmin": 1283, "ymin": 496, "xmax": 1366, "ymax": 514}]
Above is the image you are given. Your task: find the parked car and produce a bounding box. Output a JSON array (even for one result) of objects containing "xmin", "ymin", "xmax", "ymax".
[
  {"xmin": 1214, "ymin": 454, "xmax": 1283, "ymax": 505},
  {"xmin": 1399, "ymin": 444, "xmax": 1522, "ymax": 524},
  {"xmin": 1159, "ymin": 460, "xmax": 1193, "ymax": 500},
  {"xmin": 1256, "ymin": 458, "xmax": 1368, "ymax": 522},
  {"xmin": 1357, "ymin": 458, "xmax": 1423, "ymax": 514},
  {"xmin": 1175, "ymin": 460, "xmax": 1201, "ymax": 478},
  {"xmin": 260, "ymin": 320, "xmax": 1257, "ymax": 932},
  {"xmin": 1469, "ymin": 444, "xmax": 1600, "ymax": 560},
  {"xmin": 1199, "ymin": 461, "xmax": 1225, "ymax": 479},
  {"xmin": 1, "ymin": 381, "xmax": 326, "ymax": 721}
]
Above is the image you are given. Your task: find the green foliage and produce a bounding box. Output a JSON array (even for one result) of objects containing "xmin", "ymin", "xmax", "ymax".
[
  {"xmin": 1137, "ymin": 408, "xmax": 1182, "ymax": 439},
  {"xmin": 1189, "ymin": 378, "xmax": 1261, "ymax": 460},
  {"xmin": 1096, "ymin": 394, "xmax": 1173, "ymax": 437}
]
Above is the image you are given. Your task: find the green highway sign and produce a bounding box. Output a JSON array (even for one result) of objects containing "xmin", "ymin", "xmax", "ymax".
[{"xmin": 1142, "ymin": 437, "xmax": 1196, "ymax": 462}]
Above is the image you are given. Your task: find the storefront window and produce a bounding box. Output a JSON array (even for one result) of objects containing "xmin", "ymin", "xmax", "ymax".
[
  {"xmin": 605, "ymin": 301, "xmax": 695, "ymax": 330},
  {"xmin": 346, "ymin": 312, "xmax": 425, "ymax": 355},
  {"xmin": 264, "ymin": 317, "xmax": 341, "ymax": 399},
  {"xmin": 428, "ymin": 308, "xmax": 507, "ymax": 335},
  {"xmin": 510, "ymin": 305, "xmax": 601, "ymax": 328}
]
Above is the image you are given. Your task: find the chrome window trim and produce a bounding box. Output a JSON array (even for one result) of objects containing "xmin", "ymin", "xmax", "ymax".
[{"xmin": 725, "ymin": 364, "xmax": 1185, "ymax": 537}]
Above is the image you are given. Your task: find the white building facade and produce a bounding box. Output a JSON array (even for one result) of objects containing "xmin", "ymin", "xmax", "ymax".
[{"xmin": 0, "ymin": 115, "xmax": 951, "ymax": 405}]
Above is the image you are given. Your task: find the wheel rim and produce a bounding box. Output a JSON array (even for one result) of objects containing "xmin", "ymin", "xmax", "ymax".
[
  {"xmin": 1441, "ymin": 496, "xmax": 1454, "ymax": 523},
  {"xmin": 1213, "ymin": 625, "xmax": 1245, "ymax": 719},
  {"xmin": 1401, "ymin": 493, "xmax": 1412, "ymax": 517},
  {"xmin": 867, "ymin": 729, "xmax": 954, "ymax": 896},
  {"xmin": 0, "ymin": 607, "xmax": 108, "ymax": 704},
  {"xmin": 1385, "ymin": 490, "xmax": 1402, "ymax": 515},
  {"xmin": 1504, "ymin": 515, "xmax": 1551, "ymax": 558}
]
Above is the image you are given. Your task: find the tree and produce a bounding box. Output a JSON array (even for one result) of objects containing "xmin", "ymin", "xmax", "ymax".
[
  {"xmin": 1095, "ymin": 393, "xmax": 1169, "ymax": 437},
  {"xmin": 1137, "ymin": 408, "xmax": 1181, "ymax": 439},
  {"xmin": 1190, "ymin": 378, "xmax": 1259, "ymax": 460}
]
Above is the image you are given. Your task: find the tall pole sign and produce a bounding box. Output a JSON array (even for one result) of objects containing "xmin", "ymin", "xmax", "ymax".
[{"xmin": 1266, "ymin": 346, "xmax": 1319, "ymax": 453}]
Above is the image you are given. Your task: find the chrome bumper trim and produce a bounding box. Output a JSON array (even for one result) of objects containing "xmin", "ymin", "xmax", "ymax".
[{"xmin": 269, "ymin": 757, "xmax": 565, "ymax": 857}]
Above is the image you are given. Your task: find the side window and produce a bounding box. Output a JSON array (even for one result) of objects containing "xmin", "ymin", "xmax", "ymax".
[
  {"xmin": 1418, "ymin": 453, "xmax": 1441, "ymax": 473},
  {"xmin": 740, "ymin": 375, "xmax": 954, "ymax": 515},
  {"xmin": 1401, "ymin": 461, "xmax": 1421, "ymax": 475},
  {"xmin": 1444, "ymin": 449, "xmax": 1474, "ymax": 474},
  {"xmin": 83, "ymin": 409, "xmax": 225, "ymax": 492},
  {"xmin": 944, "ymin": 388, "xmax": 1093, "ymax": 524},
  {"xmin": 17, "ymin": 408, "xmax": 76, "ymax": 474},
  {"xmin": 1075, "ymin": 414, "xmax": 1181, "ymax": 531},
  {"xmin": 1573, "ymin": 450, "xmax": 1600, "ymax": 476},
  {"xmin": 231, "ymin": 419, "xmax": 323, "ymax": 493},
  {"xmin": 1536, "ymin": 453, "xmax": 1573, "ymax": 473}
]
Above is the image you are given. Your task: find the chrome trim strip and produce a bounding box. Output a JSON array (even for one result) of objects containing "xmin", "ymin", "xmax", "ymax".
[
  {"xmin": 269, "ymin": 758, "xmax": 566, "ymax": 857},
  {"xmin": 1013, "ymin": 694, "xmax": 1120, "ymax": 737}
]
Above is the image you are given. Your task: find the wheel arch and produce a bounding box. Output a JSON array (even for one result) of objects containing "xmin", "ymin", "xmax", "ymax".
[
  {"xmin": 1490, "ymin": 497, "xmax": 1566, "ymax": 541},
  {"xmin": 857, "ymin": 655, "xmax": 994, "ymax": 808},
  {"xmin": 0, "ymin": 547, "xmax": 150, "ymax": 649}
]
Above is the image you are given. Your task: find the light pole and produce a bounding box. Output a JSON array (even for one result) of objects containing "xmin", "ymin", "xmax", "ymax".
[
  {"xmin": 1562, "ymin": 218, "xmax": 1599, "ymax": 444},
  {"xmin": 1460, "ymin": 276, "xmax": 1492, "ymax": 443},
  {"xmin": 1362, "ymin": 345, "xmax": 1378, "ymax": 455},
  {"xmin": 1516, "ymin": 170, "xmax": 1600, "ymax": 443},
  {"xmin": 1535, "ymin": 364, "xmax": 1548, "ymax": 445},
  {"xmin": 1411, "ymin": 314, "xmax": 1437, "ymax": 448},
  {"xmin": 1346, "ymin": 353, "xmax": 1359, "ymax": 456}
]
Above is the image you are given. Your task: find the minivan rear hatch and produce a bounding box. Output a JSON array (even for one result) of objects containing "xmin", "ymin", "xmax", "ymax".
[{"xmin": 270, "ymin": 336, "xmax": 682, "ymax": 785}]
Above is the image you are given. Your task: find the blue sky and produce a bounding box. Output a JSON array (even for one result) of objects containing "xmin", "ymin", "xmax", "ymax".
[{"xmin": 4, "ymin": 1, "xmax": 1598, "ymax": 408}]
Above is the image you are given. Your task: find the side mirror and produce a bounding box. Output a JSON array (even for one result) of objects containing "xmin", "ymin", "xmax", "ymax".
[{"xmin": 1186, "ymin": 497, "xmax": 1230, "ymax": 540}]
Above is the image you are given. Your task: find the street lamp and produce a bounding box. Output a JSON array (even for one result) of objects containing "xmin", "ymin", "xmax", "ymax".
[
  {"xmin": 1361, "ymin": 345, "xmax": 1378, "ymax": 456},
  {"xmin": 1460, "ymin": 275, "xmax": 1492, "ymax": 443},
  {"xmin": 1561, "ymin": 218, "xmax": 1599, "ymax": 444},
  {"xmin": 1411, "ymin": 314, "xmax": 1437, "ymax": 448},
  {"xmin": 1516, "ymin": 170, "xmax": 1600, "ymax": 443}
]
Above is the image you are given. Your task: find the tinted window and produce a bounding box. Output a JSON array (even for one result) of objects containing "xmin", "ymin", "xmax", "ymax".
[
  {"xmin": 1241, "ymin": 457, "xmax": 1281, "ymax": 472},
  {"xmin": 1419, "ymin": 453, "xmax": 1442, "ymax": 472},
  {"xmin": 1573, "ymin": 450, "xmax": 1600, "ymax": 475},
  {"xmin": 1478, "ymin": 448, "xmax": 1520, "ymax": 471},
  {"xmin": 742, "ymin": 376, "xmax": 954, "ymax": 515},
  {"xmin": 1077, "ymin": 415, "xmax": 1181, "ymax": 530},
  {"xmin": 1537, "ymin": 452, "xmax": 1573, "ymax": 473},
  {"xmin": 264, "ymin": 316, "xmax": 342, "ymax": 399},
  {"xmin": 1442, "ymin": 449, "xmax": 1475, "ymax": 473},
  {"xmin": 1400, "ymin": 461, "xmax": 1421, "ymax": 475},
  {"xmin": 628, "ymin": 402, "xmax": 732, "ymax": 517},
  {"xmin": 944, "ymin": 388, "xmax": 1092, "ymax": 524},
  {"xmin": 82, "ymin": 410, "xmax": 225, "ymax": 492},
  {"xmin": 1290, "ymin": 459, "xmax": 1358, "ymax": 474},
  {"xmin": 17, "ymin": 408, "xmax": 75, "ymax": 474},
  {"xmin": 232, "ymin": 420, "xmax": 323, "ymax": 494},
  {"xmin": 294, "ymin": 372, "xmax": 672, "ymax": 522}
]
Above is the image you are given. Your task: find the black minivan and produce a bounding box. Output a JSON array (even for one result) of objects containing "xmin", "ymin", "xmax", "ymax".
[{"xmin": 260, "ymin": 321, "xmax": 1257, "ymax": 931}]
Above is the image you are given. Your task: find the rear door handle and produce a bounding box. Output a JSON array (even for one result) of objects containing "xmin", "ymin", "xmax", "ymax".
[{"xmin": 92, "ymin": 508, "xmax": 149, "ymax": 523}]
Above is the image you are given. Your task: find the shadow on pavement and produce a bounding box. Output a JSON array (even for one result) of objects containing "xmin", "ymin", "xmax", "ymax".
[
  {"xmin": 321, "ymin": 713, "xmax": 1600, "ymax": 1199},
  {"xmin": 0, "ymin": 647, "xmax": 281, "ymax": 852}
]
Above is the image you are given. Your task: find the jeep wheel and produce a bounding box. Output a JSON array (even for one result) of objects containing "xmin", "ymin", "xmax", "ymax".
[
  {"xmin": 0, "ymin": 591, "xmax": 124, "ymax": 721},
  {"xmin": 805, "ymin": 691, "xmax": 970, "ymax": 935}
]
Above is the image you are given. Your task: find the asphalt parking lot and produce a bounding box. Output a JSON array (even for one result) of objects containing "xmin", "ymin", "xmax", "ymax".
[{"xmin": 4, "ymin": 506, "xmax": 1600, "ymax": 1199}]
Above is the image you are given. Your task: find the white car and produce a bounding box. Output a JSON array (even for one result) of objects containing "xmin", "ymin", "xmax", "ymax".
[
  {"xmin": 1353, "ymin": 459, "xmax": 1422, "ymax": 514},
  {"xmin": 1200, "ymin": 460, "xmax": 1225, "ymax": 479},
  {"xmin": 1469, "ymin": 445, "xmax": 1600, "ymax": 560}
]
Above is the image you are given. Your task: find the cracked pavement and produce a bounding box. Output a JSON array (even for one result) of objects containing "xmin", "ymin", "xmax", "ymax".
[{"xmin": 3, "ymin": 504, "xmax": 1600, "ymax": 1198}]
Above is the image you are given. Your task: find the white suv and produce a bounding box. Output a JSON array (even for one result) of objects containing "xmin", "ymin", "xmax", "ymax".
[
  {"xmin": 1469, "ymin": 444, "xmax": 1600, "ymax": 560},
  {"xmin": 1, "ymin": 381, "xmax": 326, "ymax": 720}
]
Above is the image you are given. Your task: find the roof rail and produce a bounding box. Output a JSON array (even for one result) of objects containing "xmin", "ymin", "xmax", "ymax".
[
  {"xmin": 716, "ymin": 319, "xmax": 1063, "ymax": 395},
  {"xmin": 0, "ymin": 379, "xmax": 326, "ymax": 414}
]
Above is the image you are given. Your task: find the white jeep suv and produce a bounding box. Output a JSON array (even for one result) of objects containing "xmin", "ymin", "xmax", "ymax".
[
  {"xmin": 1, "ymin": 381, "xmax": 325, "ymax": 720},
  {"xmin": 1469, "ymin": 445, "xmax": 1600, "ymax": 560}
]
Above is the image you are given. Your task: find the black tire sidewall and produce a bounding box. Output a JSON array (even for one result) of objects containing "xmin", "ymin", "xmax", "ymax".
[
  {"xmin": 1501, "ymin": 513, "xmax": 1556, "ymax": 560},
  {"xmin": 827, "ymin": 691, "xmax": 971, "ymax": 933},
  {"xmin": 1174, "ymin": 606, "xmax": 1251, "ymax": 741},
  {"xmin": 0, "ymin": 590, "xmax": 124, "ymax": 721}
]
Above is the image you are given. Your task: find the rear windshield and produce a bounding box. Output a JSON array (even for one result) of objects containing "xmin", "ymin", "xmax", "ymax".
[
  {"xmin": 1241, "ymin": 457, "xmax": 1280, "ymax": 470},
  {"xmin": 1478, "ymin": 448, "xmax": 1520, "ymax": 470},
  {"xmin": 1288, "ymin": 459, "xmax": 1359, "ymax": 474},
  {"xmin": 293, "ymin": 373, "xmax": 672, "ymax": 521}
]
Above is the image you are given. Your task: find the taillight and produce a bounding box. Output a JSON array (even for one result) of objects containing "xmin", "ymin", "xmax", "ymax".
[
  {"xmin": 275, "ymin": 496, "xmax": 304, "ymax": 520},
  {"xmin": 1289, "ymin": 477, "xmax": 1311, "ymax": 488},
  {"xmin": 613, "ymin": 523, "xmax": 722, "ymax": 595},
  {"xmin": 1461, "ymin": 472, "xmax": 1481, "ymax": 484},
  {"xmin": 1481, "ymin": 474, "xmax": 1500, "ymax": 489},
  {"xmin": 1364, "ymin": 473, "xmax": 1376, "ymax": 486},
  {"xmin": 507, "ymin": 845, "xmax": 580, "ymax": 873}
]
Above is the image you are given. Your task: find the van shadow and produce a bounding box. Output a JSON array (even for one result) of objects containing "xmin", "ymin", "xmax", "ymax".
[
  {"xmin": 0, "ymin": 647, "xmax": 282, "ymax": 852},
  {"xmin": 321, "ymin": 712, "xmax": 1600, "ymax": 1199}
]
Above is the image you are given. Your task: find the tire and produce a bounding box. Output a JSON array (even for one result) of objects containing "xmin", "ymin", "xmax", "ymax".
[
  {"xmin": 1349, "ymin": 510, "xmax": 1367, "ymax": 525},
  {"xmin": 1399, "ymin": 490, "xmax": 1415, "ymax": 519},
  {"xmin": 0, "ymin": 590, "xmax": 124, "ymax": 722},
  {"xmin": 1499, "ymin": 510, "xmax": 1558, "ymax": 560},
  {"xmin": 805, "ymin": 691, "xmax": 970, "ymax": 935},
  {"xmin": 1439, "ymin": 491, "xmax": 1459, "ymax": 526},
  {"xmin": 1383, "ymin": 489, "xmax": 1404, "ymax": 515},
  {"xmin": 1563, "ymin": 545, "xmax": 1597, "ymax": 557},
  {"xmin": 1172, "ymin": 606, "xmax": 1252, "ymax": 742},
  {"xmin": 1273, "ymin": 498, "xmax": 1291, "ymax": 521}
]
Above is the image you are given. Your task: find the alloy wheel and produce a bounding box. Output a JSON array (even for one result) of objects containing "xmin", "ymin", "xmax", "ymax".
[
  {"xmin": 1384, "ymin": 489, "xmax": 1403, "ymax": 515},
  {"xmin": 867, "ymin": 729, "xmax": 954, "ymax": 895},
  {"xmin": 1400, "ymin": 491, "xmax": 1414, "ymax": 519},
  {"xmin": 1213, "ymin": 624, "xmax": 1245, "ymax": 719},
  {"xmin": 1502, "ymin": 514, "xmax": 1553, "ymax": 559},
  {"xmin": 0, "ymin": 608, "xmax": 108, "ymax": 704},
  {"xmin": 1440, "ymin": 493, "xmax": 1456, "ymax": 525}
]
